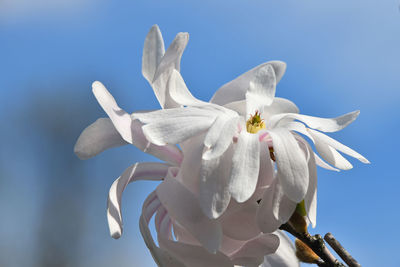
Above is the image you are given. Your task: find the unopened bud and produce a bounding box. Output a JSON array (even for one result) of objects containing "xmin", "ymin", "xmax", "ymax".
[{"xmin": 295, "ymin": 239, "xmax": 320, "ymax": 264}]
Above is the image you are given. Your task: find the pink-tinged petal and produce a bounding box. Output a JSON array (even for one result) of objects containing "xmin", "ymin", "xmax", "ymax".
[
  {"xmin": 200, "ymin": 147, "xmax": 233, "ymax": 219},
  {"xmin": 229, "ymin": 132, "xmax": 260, "ymax": 203},
  {"xmin": 92, "ymin": 81, "xmax": 133, "ymax": 143},
  {"xmin": 150, "ymin": 32, "xmax": 189, "ymax": 108},
  {"xmin": 269, "ymin": 128, "xmax": 309, "ymax": 202},
  {"xmin": 257, "ymin": 178, "xmax": 297, "ymax": 233},
  {"xmin": 262, "ymin": 231, "xmax": 300, "ymax": 267},
  {"xmin": 168, "ymin": 69, "xmax": 206, "ymax": 106},
  {"xmin": 139, "ymin": 192, "xmax": 186, "ymax": 267},
  {"xmin": 219, "ymin": 200, "xmax": 261, "ymax": 241},
  {"xmin": 308, "ymin": 128, "xmax": 370, "ymax": 164},
  {"xmin": 130, "ymin": 119, "xmax": 183, "ymax": 165},
  {"xmin": 308, "ymin": 129, "xmax": 353, "ymax": 170},
  {"xmin": 173, "ymin": 221, "xmax": 200, "ymax": 246},
  {"xmin": 211, "ymin": 61, "xmax": 286, "ymax": 105},
  {"xmin": 231, "ymin": 233, "xmax": 279, "ymax": 266},
  {"xmin": 158, "ymin": 237, "xmax": 233, "ymax": 267},
  {"xmin": 203, "ymin": 115, "xmax": 239, "ymax": 160},
  {"xmin": 74, "ymin": 118, "xmax": 128, "ymax": 160},
  {"xmin": 142, "ymin": 25, "xmax": 165, "ymax": 84},
  {"xmin": 269, "ymin": 110, "xmax": 360, "ymax": 133},
  {"xmin": 156, "ymin": 176, "xmax": 223, "ymax": 253},
  {"xmin": 246, "ymin": 64, "xmax": 277, "ymax": 115},
  {"xmin": 107, "ymin": 162, "xmax": 170, "ymax": 239}
]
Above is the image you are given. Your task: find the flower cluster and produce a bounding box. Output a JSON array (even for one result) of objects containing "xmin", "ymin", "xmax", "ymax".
[{"xmin": 75, "ymin": 25, "xmax": 368, "ymax": 267}]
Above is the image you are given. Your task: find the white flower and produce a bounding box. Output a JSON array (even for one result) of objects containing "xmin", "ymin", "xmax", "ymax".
[{"xmin": 132, "ymin": 34, "xmax": 369, "ymax": 229}]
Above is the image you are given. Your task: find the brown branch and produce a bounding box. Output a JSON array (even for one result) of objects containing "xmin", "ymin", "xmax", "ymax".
[
  {"xmin": 324, "ymin": 233, "xmax": 361, "ymax": 267},
  {"xmin": 279, "ymin": 223, "xmax": 344, "ymax": 267}
]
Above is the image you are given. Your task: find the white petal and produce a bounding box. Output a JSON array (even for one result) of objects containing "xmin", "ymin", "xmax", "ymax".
[
  {"xmin": 142, "ymin": 116, "xmax": 215, "ymax": 146},
  {"xmin": 74, "ymin": 118, "xmax": 128, "ymax": 160},
  {"xmin": 263, "ymin": 97, "xmax": 300, "ymax": 118},
  {"xmin": 257, "ymin": 140, "xmax": 274, "ymax": 188},
  {"xmin": 203, "ymin": 115, "xmax": 239, "ymax": 160},
  {"xmin": 130, "ymin": 119, "xmax": 183, "ymax": 166},
  {"xmin": 92, "ymin": 81, "xmax": 134, "ymax": 143},
  {"xmin": 200, "ymin": 148, "xmax": 233, "ymax": 219},
  {"xmin": 211, "ymin": 61, "xmax": 286, "ymax": 105},
  {"xmin": 308, "ymin": 130, "xmax": 353, "ymax": 170},
  {"xmin": 139, "ymin": 192, "xmax": 186, "ymax": 267},
  {"xmin": 158, "ymin": 237, "xmax": 233, "ymax": 267},
  {"xmin": 142, "ymin": 25, "xmax": 165, "ymax": 83},
  {"xmin": 148, "ymin": 32, "xmax": 189, "ymax": 109},
  {"xmin": 229, "ymin": 132, "xmax": 260, "ymax": 203},
  {"xmin": 168, "ymin": 69, "xmax": 206, "ymax": 106},
  {"xmin": 246, "ymin": 64, "xmax": 276, "ymax": 115},
  {"xmin": 269, "ymin": 110, "xmax": 360, "ymax": 133},
  {"xmin": 269, "ymin": 128, "xmax": 309, "ymax": 202},
  {"xmin": 304, "ymin": 142, "xmax": 317, "ymax": 228},
  {"xmin": 107, "ymin": 162, "xmax": 170, "ymax": 239},
  {"xmin": 231, "ymin": 233, "xmax": 279, "ymax": 266},
  {"xmin": 308, "ymin": 128, "xmax": 369, "ymax": 164},
  {"xmin": 262, "ymin": 231, "xmax": 300, "ymax": 267},
  {"xmin": 219, "ymin": 200, "xmax": 261, "ymax": 241},
  {"xmin": 314, "ymin": 152, "xmax": 340, "ymax": 171},
  {"xmin": 156, "ymin": 176, "xmax": 223, "ymax": 253},
  {"xmin": 256, "ymin": 179, "xmax": 297, "ymax": 233}
]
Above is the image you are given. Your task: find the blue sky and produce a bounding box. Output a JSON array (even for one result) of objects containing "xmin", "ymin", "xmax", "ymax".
[{"xmin": 1, "ymin": 0, "xmax": 399, "ymax": 266}]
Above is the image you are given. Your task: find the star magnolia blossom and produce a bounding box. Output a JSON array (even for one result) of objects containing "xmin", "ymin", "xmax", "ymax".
[
  {"xmin": 74, "ymin": 25, "xmax": 299, "ymax": 266},
  {"xmin": 131, "ymin": 27, "xmax": 369, "ymax": 232}
]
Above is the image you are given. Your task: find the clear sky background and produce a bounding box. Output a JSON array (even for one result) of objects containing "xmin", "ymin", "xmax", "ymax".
[{"xmin": 1, "ymin": 1, "xmax": 399, "ymax": 266}]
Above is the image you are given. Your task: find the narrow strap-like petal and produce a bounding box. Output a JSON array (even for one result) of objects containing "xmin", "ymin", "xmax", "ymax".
[
  {"xmin": 74, "ymin": 118, "xmax": 128, "ymax": 160},
  {"xmin": 308, "ymin": 128, "xmax": 369, "ymax": 164},
  {"xmin": 139, "ymin": 192, "xmax": 186, "ymax": 267},
  {"xmin": 268, "ymin": 128, "xmax": 309, "ymax": 202},
  {"xmin": 107, "ymin": 162, "xmax": 170, "ymax": 239},
  {"xmin": 229, "ymin": 132, "xmax": 260, "ymax": 203},
  {"xmin": 203, "ymin": 115, "xmax": 239, "ymax": 160},
  {"xmin": 200, "ymin": 148, "xmax": 233, "ymax": 219},
  {"xmin": 92, "ymin": 81, "xmax": 134, "ymax": 143},
  {"xmin": 269, "ymin": 110, "xmax": 360, "ymax": 133},
  {"xmin": 211, "ymin": 61, "xmax": 286, "ymax": 105},
  {"xmin": 245, "ymin": 64, "xmax": 276, "ymax": 115},
  {"xmin": 168, "ymin": 69, "xmax": 206, "ymax": 106},
  {"xmin": 142, "ymin": 25, "xmax": 165, "ymax": 83},
  {"xmin": 156, "ymin": 176, "xmax": 223, "ymax": 253},
  {"xmin": 304, "ymin": 142, "xmax": 318, "ymax": 228},
  {"xmin": 308, "ymin": 129, "xmax": 353, "ymax": 170}
]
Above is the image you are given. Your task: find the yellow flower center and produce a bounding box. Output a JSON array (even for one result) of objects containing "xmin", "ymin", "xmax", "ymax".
[{"xmin": 246, "ymin": 111, "xmax": 266, "ymax": 134}]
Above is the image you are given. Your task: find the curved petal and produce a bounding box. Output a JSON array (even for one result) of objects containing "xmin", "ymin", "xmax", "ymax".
[
  {"xmin": 269, "ymin": 110, "xmax": 360, "ymax": 133},
  {"xmin": 268, "ymin": 128, "xmax": 309, "ymax": 202},
  {"xmin": 308, "ymin": 130, "xmax": 353, "ymax": 170},
  {"xmin": 139, "ymin": 192, "xmax": 186, "ymax": 267},
  {"xmin": 211, "ymin": 61, "xmax": 286, "ymax": 105},
  {"xmin": 107, "ymin": 162, "xmax": 170, "ymax": 239},
  {"xmin": 231, "ymin": 233, "xmax": 279, "ymax": 266},
  {"xmin": 229, "ymin": 132, "xmax": 260, "ymax": 203},
  {"xmin": 142, "ymin": 25, "xmax": 165, "ymax": 84},
  {"xmin": 261, "ymin": 231, "xmax": 300, "ymax": 267},
  {"xmin": 203, "ymin": 115, "xmax": 239, "ymax": 160},
  {"xmin": 308, "ymin": 128, "xmax": 369, "ymax": 164},
  {"xmin": 92, "ymin": 81, "xmax": 133, "ymax": 143},
  {"xmin": 151, "ymin": 32, "xmax": 189, "ymax": 108},
  {"xmin": 219, "ymin": 200, "xmax": 261, "ymax": 241},
  {"xmin": 246, "ymin": 64, "xmax": 277, "ymax": 115},
  {"xmin": 304, "ymin": 142, "xmax": 317, "ymax": 228},
  {"xmin": 168, "ymin": 69, "xmax": 206, "ymax": 106},
  {"xmin": 74, "ymin": 118, "xmax": 128, "ymax": 160},
  {"xmin": 200, "ymin": 146, "xmax": 233, "ymax": 219},
  {"xmin": 256, "ymin": 179, "xmax": 297, "ymax": 233},
  {"xmin": 156, "ymin": 176, "xmax": 223, "ymax": 253}
]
